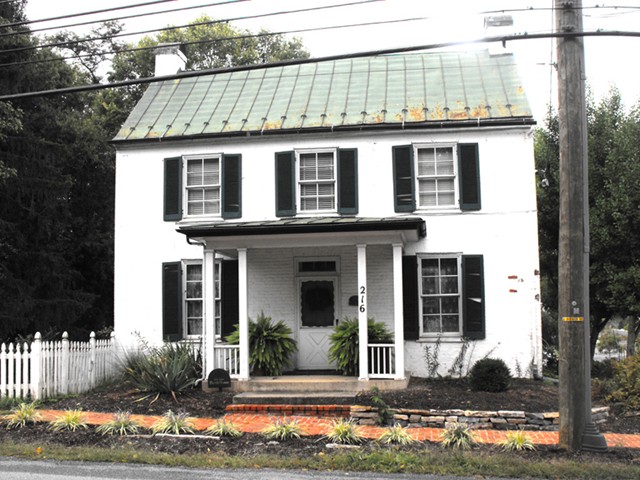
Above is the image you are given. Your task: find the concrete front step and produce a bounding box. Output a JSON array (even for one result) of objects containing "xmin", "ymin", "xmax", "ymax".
[
  {"xmin": 232, "ymin": 391, "xmax": 357, "ymax": 405},
  {"xmin": 226, "ymin": 375, "xmax": 409, "ymax": 393}
]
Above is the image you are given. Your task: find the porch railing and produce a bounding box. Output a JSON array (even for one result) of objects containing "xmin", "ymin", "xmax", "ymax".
[
  {"xmin": 368, "ymin": 343, "xmax": 396, "ymax": 378},
  {"xmin": 213, "ymin": 344, "xmax": 240, "ymax": 378}
]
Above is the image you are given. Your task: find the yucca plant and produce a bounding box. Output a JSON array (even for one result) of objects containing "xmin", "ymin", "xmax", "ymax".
[
  {"xmin": 151, "ymin": 410, "xmax": 195, "ymax": 435},
  {"xmin": 377, "ymin": 423, "xmax": 416, "ymax": 445},
  {"xmin": 323, "ymin": 418, "xmax": 364, "ymax": 445},
  {"xmin": 96, "ymin": 412, "xmax": 141, "ymax": 436},
  {"xmin": 440, "ymin": 424, "xmax": 477, "ymax": 450},
  {"xmin": 261, "ymin": 417, "xmax": 303, "ymax": 440},
  {"xmin": 499, "ymin": 431, "xmax": 536, "ymax": 452},
  {"xmin": 122, "ymin": 342, "xmax": 202, "ymax": 401},
  {"xmin": 205, "ymin": 419, "xmax": 243, "ymax": 438},
  {"xmin": 48, "ymin": 410, "xmax": 88, "ymax": 432},
  {"xmin": 226, "ymin": 312, "xmax": 297, "ymax": 376},
  {"xmin": 328, "ymin": 317, "xmax": 392, "ymax": 376},
  {"xmin": 3, "ymin": 402, "xmax": 41, "ymax": 429}
]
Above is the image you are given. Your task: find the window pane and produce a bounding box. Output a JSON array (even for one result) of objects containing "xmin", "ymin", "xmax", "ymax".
[
  {"xmin": 187, "ymin": 265, "xmax": 202, "ymax": 281},
  {"xmin": 441, "ymin": 277, "xmax": 458, "ymax": 294},
  {"xmin": 423, "ymin": 316, "xmax": 439, "ymax": 333},
  {"xmin": 203, "ymin": 159, "xmax": 219, "ymax": 185},
  {"xmin": 417, "ymin": 148, "xmax": 435, "ymax": 176},
  {"xmin": 441, "ymin": 297, "xmax": 459, "ymax": 314},
  {"xmin": 436, "ymin": 148, "xmax": 454, "ymax": 175},
  {"xmin": 300, "ymin": 184, "xmax": 318, "ymax": 196},
  {"xmin": 440, "ymin": 258, "xmax": 457, "ymax": 275},
  {"xmin": 188, "ymin": 202, "xmax": 204, "ymax": 215},
  {"xmin": 301, "ymin": 198, "xmax": 317, "ymax": 211},
  {"xmin": 422, "ymin": 297, "xmax": 440, "ymax": 315},
  {"xmin": 186, "ymin": 282, "xmax": 202, "ymax": 299},
  {"xmin": 187, "ymin": 300, "xmax": 202, "ymax": 318},
  {"xmin": 442, "ymin": 315, "xmax": 459, "ymax": 332},
  {"xmin": 187, "ymin": 318, "xmax": 203, "ymax": 336},
  {"xmin": 188, "ymin": 189, "xmax": 204, "ymax": 202}
]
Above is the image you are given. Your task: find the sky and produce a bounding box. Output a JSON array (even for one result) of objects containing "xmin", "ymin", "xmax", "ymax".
[{"xmin": 23, "ymin": 0, "xmax": 640, "ymax": 122}]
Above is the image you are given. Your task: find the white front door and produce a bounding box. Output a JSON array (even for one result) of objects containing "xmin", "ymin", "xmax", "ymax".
[{"xmin": 297, "ymin": 277, "xmax": 338, "ymax": 370}]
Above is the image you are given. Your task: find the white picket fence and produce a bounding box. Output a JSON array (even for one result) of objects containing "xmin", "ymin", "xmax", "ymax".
[{"xmin": 0, "ymin": 331, "xmax": 118, "ymax": 401}]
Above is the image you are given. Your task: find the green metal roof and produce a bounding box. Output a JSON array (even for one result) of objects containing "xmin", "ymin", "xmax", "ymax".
[{"xmin": 113, "ymin": 50, "xmax": 532, "ymax": 142}]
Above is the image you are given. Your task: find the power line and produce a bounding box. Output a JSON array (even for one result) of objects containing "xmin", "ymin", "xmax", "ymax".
[
  {"xmin": 1, "ymin": 30, "xmax": 638, "ymax": 101},
  {"xmin": 0, "ymin": 0, "xmax": 249, "ymax": 38},
  {"xmin": 0, "ymin": 0, "xmax": 384, "ymax": 55},
  {"xmin": 0, "ymin": 0, "xmax": 178, "ymax": 29},
  {"xmin": 0, "ymin": 16, "xmax": 430, "ymax": 69}
]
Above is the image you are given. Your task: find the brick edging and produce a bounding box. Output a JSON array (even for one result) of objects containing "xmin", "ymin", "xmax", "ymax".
[
  {"xmin": 225, "ymin": 404, "xmax": 351, "ymax": 417},
  {"xmin": 351, "ymin": 405, "xmax": 610, "ymax": 431}
]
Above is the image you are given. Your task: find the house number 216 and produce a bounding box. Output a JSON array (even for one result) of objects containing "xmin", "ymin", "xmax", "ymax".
[{"xmin": 359, "ymin": 286, "xmax": 366, "ymax": 313}]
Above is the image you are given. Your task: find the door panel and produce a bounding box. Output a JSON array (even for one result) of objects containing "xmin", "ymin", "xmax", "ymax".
[{"xmin": 297, "ymin": 277, "xmax": 337, "ymax": 370}]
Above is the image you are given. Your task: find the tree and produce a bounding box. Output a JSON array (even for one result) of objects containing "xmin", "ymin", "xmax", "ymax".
[{"xmin": 536, "ymin": 89, "xmax": 640, "ymax": 358}]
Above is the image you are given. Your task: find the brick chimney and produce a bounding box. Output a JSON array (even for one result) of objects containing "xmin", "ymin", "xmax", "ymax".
[{"xmin": 154, "ymin": 43, "xmax": 187, "ymax": 76}]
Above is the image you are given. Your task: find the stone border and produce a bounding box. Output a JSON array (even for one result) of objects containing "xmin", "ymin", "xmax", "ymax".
[{"xmin": 351, "ymin": 406, "xmax": 609, "ymax": 431}]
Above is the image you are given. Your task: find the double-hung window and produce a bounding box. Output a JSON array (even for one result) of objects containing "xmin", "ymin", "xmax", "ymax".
[
  {"xmin": 298, "ymin": 150, "xmax": 336, "ymax": 213},
  {"xmin": 185, "ymin": 156, "xmax": 220, "ymax": 216},
  {"xmin": 393, "ymin": 143, "xmax": 481, "ymax": 212},
  {"xmin": 416, "ymin": 146, "xmax": 456, "ymax": 208},
  {"xmin": 420, "ymin": 257, "xmax": 461, "ymax": 335},
  {"xmin": 402, "ymin": 255, "xmax": 485, "ymax": 341}
]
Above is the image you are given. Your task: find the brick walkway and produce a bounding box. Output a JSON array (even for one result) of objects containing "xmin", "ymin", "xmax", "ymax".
[{"xmin": 36, "ymin": 408, "xmax": 640, "ymax": 449}]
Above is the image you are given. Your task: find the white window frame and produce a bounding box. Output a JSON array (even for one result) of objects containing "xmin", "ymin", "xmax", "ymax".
[
  {"xmin": 295, "ymin": 256, "xmax": 340, "ymax": 276},
  {"xmin": 295, "ymin": 148, "xmax": 337, "ymax": 214},
  {"xmin": 418, "ymin": 254, "xmax": 463, "ymax": 337},
  {"xmin": 183, "ymin": 154, "xmax": 221, "ymax": 218},
  {"xmin": 414, "ymin": 144, "xmax": 458, "ymax": 210},
  {"xmin": 183, "ymin": 259, "xmax": 221, "ymax": 339}
]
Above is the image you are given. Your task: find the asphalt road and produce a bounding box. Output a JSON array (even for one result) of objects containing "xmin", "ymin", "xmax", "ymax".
[{"xmin": 0, "ymin": 457, "xmax": 523, "ymax": 480}]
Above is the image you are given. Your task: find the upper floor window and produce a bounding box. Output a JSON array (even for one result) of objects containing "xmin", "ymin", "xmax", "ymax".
[
  {"xmin": 186, "ymin": 156, "xmax": 220, "ymax": 216},
  {"xmin": 163, "ymin": 154, "xmax": 241, "ymax": 221},
  {"xmin": 416, "ymin": 146, "xmax": 456, "ymax": 208},
  {"xmin": 275, "ymin": 148, "xmax": 358, "ymax": 217},
  {"xmin": 393, "ymin": 143, "xmax": 481, "ymax": 213},
  {"xmin": 298, "ymin": 150, "xmax": 336, "ymax": 213}
]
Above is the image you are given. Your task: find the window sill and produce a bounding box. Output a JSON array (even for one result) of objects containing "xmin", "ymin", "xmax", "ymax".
[{"xmin": 416, "ymin": 336, "xmax": 465, "ymax": 344}]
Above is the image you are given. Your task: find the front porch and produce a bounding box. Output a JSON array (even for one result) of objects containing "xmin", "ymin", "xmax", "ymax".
[{"xmin": 179, "ymin": 217, "xmax": 426, "ymax": 385}]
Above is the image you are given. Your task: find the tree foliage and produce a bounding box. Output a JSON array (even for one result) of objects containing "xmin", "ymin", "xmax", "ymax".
[{"xmin": 536, "ymin": 89, "xmax": 640, "ymax": 357}]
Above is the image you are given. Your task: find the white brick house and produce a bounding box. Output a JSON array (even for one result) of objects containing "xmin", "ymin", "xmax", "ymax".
[{"xmin": 112, "ymin": 47, "xmax": 542, "ymax": 383}]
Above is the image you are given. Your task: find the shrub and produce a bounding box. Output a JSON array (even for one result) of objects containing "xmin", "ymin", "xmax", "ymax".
[
  {"xmin": 122, "ymin": 342, "xmax": 202, "ymax": 400},
  {"xmin": 498, "ymin": 431, "xmax": 536, "ymax": 452},
  {"xmin": 48, "ymin": 410, "xmax": 88, "ymax": 432},
  {"xmin": 205, "ymin": 419, "xmax": 242, "ymax": 438},
  {"xmin": 606, "ymin": 354, "xmax": 640, "ymax": 412},
  {"xmin": 469, "ymin": 357, "xmax": 511, "ymax": 392},
  {"xmin": 377, "ymin": 423, "xmax": 416, "ymax": 445},
  {"xmin": 151, "ymin": 410, "xmax": 195, "ymax": 435},
  {"xmin": 369, "ymin": 386, "xmax": 391, "ymax": 425},
  {"xmin": 3, "ymin": 402, "xmax": 41, "ymax": 429},
  {"xmin": 328, "ymin": 317, "xmax": 392, "ymax": 376},
  {"xmin": 440, "ymin": 424, "xmax": 477, "ymax": 450},
  {"xmin": 261, "ymin": 418, "xmax": 303, "ymax": 440},
  {"xmin": 323, "ymin": 419, "xmax": 364, "ymax": 445},
  {"xmin": 591, "ymin": 359, "xmax": 616, "ymax": 379},
  {"xmin": 96, "ymin": 412, "xmax": 140, "ymax": 436},
  {"xmin": 226, "ymin": 312, "xmax": 297, "ymax": 376}
]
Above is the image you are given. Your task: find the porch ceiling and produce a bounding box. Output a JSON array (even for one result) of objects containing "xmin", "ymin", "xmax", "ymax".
[{"xmin": 177, "ymin": 216, "xmax": 426, "ymax": 243}]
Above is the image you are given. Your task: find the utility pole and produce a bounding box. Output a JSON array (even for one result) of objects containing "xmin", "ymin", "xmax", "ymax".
[{"xmin": 555, "ymin": 0, "xmax": 606, "ymax": 452}]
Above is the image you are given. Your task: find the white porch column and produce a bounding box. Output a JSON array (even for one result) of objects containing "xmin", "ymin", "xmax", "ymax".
[
  {"xmin": 357, "ymin": 244, "xmax": 368, "ymax": 380},
  {"xmin": 392, "ymin": 243, "xmax": 406, "ymax": 379},
  {"xmin": 238, "ymin": 248, "xmax": 250, "ymax": 380},
  {"xmin": 203, "ymin": 248, "xmax": 216, "ymax": 378}
]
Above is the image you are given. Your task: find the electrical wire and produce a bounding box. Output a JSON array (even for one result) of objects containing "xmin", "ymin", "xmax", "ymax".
[
  {"xmin": 0, "ymin": 0, "xmax": 384, "ymax": 55},
  {"xmin": 0, "ymin": 0, "xmax": 179, "ymax": 29},
  {"xmin": 0, "ymin": 0, "xmax": 249, "ymax": 38},
  {"xmin": 1, "ymin": 30, "xmax": 638, "ymax": 101}
]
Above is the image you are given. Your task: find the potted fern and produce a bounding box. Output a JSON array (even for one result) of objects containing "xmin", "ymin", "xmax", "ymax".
[
  {"xmin": 328, "ymin": 317, "xmax": 392, "ymax": 376},
  {"xmin": 226, "ymin": 312, "xmax": 297, "ymax": 376}
]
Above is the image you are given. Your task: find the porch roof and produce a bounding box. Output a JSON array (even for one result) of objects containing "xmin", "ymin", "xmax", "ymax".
[{"xmin": 177, "ymin": 216, "xmax": 426, "ymax": 239}]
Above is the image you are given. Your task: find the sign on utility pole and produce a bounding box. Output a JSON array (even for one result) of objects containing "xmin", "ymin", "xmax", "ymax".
[{"xmin": 555, "ymin": 0, "xmax": 606, "ymax": 452}]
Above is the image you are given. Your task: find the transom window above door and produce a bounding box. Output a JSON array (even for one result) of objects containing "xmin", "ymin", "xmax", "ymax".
[
  {"xmin": 297, "ymin": 150, "xmax": 337, "ymax": 213},
  {"xmin": 185, "ymin": 155, "xmax": 220, "ymax": 216}
]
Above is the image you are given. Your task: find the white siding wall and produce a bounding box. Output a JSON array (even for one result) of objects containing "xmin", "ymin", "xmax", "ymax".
[{"xmin": 114, "ymin": 126, "xmax": 542, "ymax": 375}]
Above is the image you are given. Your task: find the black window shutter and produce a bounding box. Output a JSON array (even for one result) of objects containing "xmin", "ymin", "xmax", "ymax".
[
  {"xmin": 222, "ymin": 154, "xmax": 242, "ymax": 219},
  {"xmin": 458, "ymin": 143, "xmax": 481, "ymax": 211},
  {"xmin": 338, "ymin": 148, "xmax": 358, "ymax": 215},
  {"xmin": 393, "ymin": 145, "xmax": 415, "ymax": 212},
  {"xmin": 402, "ymin": 255, "xmax": 419, "ymax": 341},
  {"xmin": 462, "ymin": 255, "xmax": 485, "ymax": 340},
  {"xmin": 275, "ymin": 151, "xmax": 295, "ymax": 217},
  {"xmin": 220, "ymin": 259, "xmax": 239, "ymax": 341},
  {"xmin": 162, "ymin": 262, "xmax": 183, "ymax": 341},
  {"xmin": 164, "ymin": 157, "xmax": 182, "ymax": 221}
]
